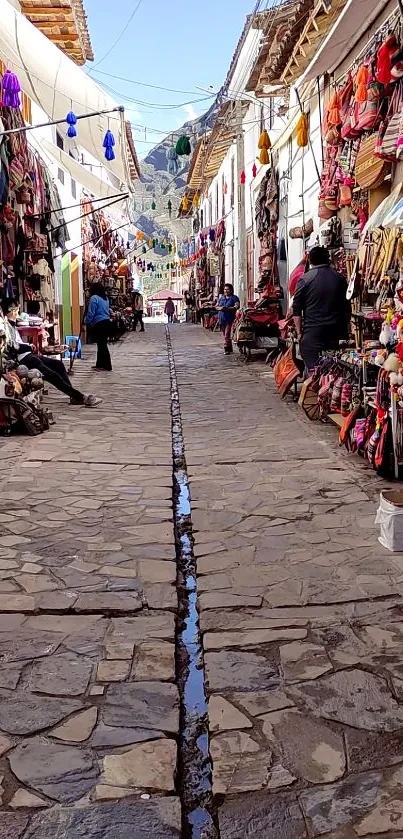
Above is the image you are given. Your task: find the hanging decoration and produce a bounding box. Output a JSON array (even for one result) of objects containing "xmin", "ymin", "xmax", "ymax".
[
  {"xmin": 148, "ymin": 239, "xmax": 153, "ymax": 247},
  {"xmin": 167, "ymin": 146, "xmax": 180, "ymax": 175},
  {"xmin": 168, "ymin": 199, "xmax": 172, "ymax": 217},
  {"xmin": 240, "ymin": 170, "xmax": 246, "ymax": 185},
  {"xmin": 258, "ymin": 128, "xmax": 271, "ymax": 165},
  {"xmin": 2, "ymin": 70, "xmax": 21, "ymax": 110},
  {"xmin": 182, "ymin": 195, "xmax": 189, "ymax": 212},
  {"xmin": 355, "ymin": 65, "xmax": 369, "ymax": 102},
  {"xmin": 176, "ymin": 135, "xmax": 191, "ymax": 156},
  {"xmin": 103, "ymin": 128, "xmax": 116, "ymax": 162},
  {"xmin": 142, "ymin": 246, "xmax": 147, "ymax": 254},
  {"xmin": 327, "ymin": 91, "xmax": 341, "ymax": 125},
  {"xmin": 193, "ymin": 194, "xmax": 200, "ymax": 208},
  {"xmin": 209, "ymin": 228, "xmax": 216, "ymax": 242},
  {"xmin": 151, "ymin": 200, "xmax": 156, "ymax": 210},
  {"xmin": 258, "ymin": 129, "xmax": 271, "ymax": 150},
  {"xmin": 152, "ymin": 239, "xmax": 156, "ymax": 248},
  {"xmin": 252, "ymin": 163, "xmax": 257, "ymax": 178},
  {"xmin": 66, "ymin": 110, "xmax": 78, "ymax": 138},
  {"xmin": 296, "ymin": 112, "xmax": 309, "ymax": 148},
  {"xmin": 168, "ymin": 244, "xmax": 172, "ymax": 253}
]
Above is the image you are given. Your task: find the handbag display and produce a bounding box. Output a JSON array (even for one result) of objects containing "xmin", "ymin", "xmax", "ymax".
[
  {"xmin": 298, "ymin": 376, "xmax": 320, "ymax": 420},
  {"xmin": 273, "ymin": 345, "xmax": 303, "ymax": 399},
  {"xmin": 355, "ymin": 133, "xmax": 390, "ymax": 189},
  {"xmin": 355, "ymin": 80, "xmax": 383, "ymax": 133},
  {"xmin": 375, "ymin": 79, "xmax": 403, "ymax": 161}
]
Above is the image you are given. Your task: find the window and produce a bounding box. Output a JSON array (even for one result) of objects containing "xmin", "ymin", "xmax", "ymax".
[
  {"xmin": 57, "ymin": 167, "xmax": 65, "ymax": 185},
  {"xmin": 71, "ymin": 178, "xmax": 77, "ymax": 199},
  {"xmin": 56, "ymin": 132, "xmax": 64, "ymax": 150},
  {"xmin": 230, "ymin": 157, "xmax": 235, "ymax": 209}
]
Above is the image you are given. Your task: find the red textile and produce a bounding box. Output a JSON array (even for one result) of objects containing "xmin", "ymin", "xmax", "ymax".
[
  {"xmin": 289, "ymin": 257, "xmax": 308, "ymax": 297},
  {"xmin": 247, "ymin": 311, "xmax": 279, "ymax": 327}
]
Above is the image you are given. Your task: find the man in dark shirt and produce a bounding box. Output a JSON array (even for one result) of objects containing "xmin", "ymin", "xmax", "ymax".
[{"xmin": 292, "ymin": 246, "xmax": 350, "ymax": 372}]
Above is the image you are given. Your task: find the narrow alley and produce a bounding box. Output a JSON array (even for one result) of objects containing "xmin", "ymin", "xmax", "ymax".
[{"xmin": 1, "ymin": 327, "xmax": 403, "ymax": 839}]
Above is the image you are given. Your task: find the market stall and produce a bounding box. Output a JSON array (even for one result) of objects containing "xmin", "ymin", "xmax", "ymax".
[
  {"xmin": 234, "ymin": 163, "xmax": 283, "ymax": 357},
  {"xmin": 270, "ymin": 16, "xmax": 403, "ymax": 478},
  {"xmin": 0, "ymin": 79, "xmax": 67, "ymax": 320}
]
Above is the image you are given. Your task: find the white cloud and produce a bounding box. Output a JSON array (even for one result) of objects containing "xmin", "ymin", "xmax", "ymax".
[
  {"xmin": 126, "ymin": 106, "xmax": 142, "ymax": 122},
  {"xmin": 184, "ymin": 103, "xmax": 197, "ymax": 121}
]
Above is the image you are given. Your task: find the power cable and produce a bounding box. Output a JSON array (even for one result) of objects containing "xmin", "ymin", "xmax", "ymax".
[
  {"xmin": 89, "ymin": 0, "xmax": 146, "ymax": 69},
  {"xmin": 89, "ymin": 69, "xmax": 205, "ymax": 96},
  {"xmin": 96, "ymin": 79, "xmax": 214, "ymax": 110}
]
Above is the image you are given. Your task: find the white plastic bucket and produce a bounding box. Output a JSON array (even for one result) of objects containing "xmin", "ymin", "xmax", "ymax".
[{"xmin": 375, "ymin": 490, "xmax": 403, "ymax": 552}]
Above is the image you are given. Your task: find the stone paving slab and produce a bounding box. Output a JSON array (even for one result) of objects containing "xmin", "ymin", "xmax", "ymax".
[
  {"xmin": 171, "ymin": 325, "xmax": 403, "ymax": 839},
  {"xmin": 0, "ymin": 331, "xmax": 179, "ymax": 832}
]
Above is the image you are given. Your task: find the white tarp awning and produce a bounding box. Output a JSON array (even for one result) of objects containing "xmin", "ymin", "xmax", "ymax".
[
  {"xmin": 0, "ymin": 0, "xmax": 131, "ymax": 188},
  {"xmin": 40, "ymin": 138, "xmax": 128, "ymax": 202},
  {"xmin": 299, "ymin": 0, "xmax": 394, "ymax": 83}
]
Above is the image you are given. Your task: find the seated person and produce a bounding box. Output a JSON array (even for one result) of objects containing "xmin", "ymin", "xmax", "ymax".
[{"xmin": 4, "ymin": 301, "xmax": 101, "ymax": 408}]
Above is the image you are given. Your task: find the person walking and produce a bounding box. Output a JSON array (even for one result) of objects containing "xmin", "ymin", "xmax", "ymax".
[
  {"xmin": 217, "ymin": 283, "xmax": 240, "ymax": 355},
  {"xmin": 292, "ymin": 246, "xmax": 351, "ymax": 373},
  {"xmin": 85, "ymin": 283, "xmax": 112, "ymax": 371},
  {"xmin": 4, "ymin": 301, "xmax": 101, "ymax": 407},
  {"xmin": 132, "ymin": 291, "xmax": 145, "ymax": 332},
  {"xmin": 164, "ymin": 297, "xmax": 175, "ymax": 324}
]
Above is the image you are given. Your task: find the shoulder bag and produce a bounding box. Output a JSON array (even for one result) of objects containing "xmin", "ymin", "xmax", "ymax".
[{"xmin": 375, "ymin": 79, "xmax": 403, "ymax": 161}]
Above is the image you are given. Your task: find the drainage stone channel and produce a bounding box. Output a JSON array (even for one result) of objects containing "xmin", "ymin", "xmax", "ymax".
[{"xmin": 166, "ymin": 328, "xmax": 219, "ymax": 839}]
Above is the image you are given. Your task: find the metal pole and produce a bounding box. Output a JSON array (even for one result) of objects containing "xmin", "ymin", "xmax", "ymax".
[
  {"xmin": 236, "ymin": 99, "xmax": 247, "ymax": 307},
  {"xmin": 0, "ymin": 106, "xmax": 124, "ymax": 137}
]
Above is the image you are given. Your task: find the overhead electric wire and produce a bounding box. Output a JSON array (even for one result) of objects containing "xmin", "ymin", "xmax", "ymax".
[
  {"xmin": 89, "ymin": 0, "xmax": 146, "ymax": 69},
  {"xmin": 96, "ymin": 79, "xmax": 215, "ymax": 110},
  {"xmin": 89, "ymin": 69, "xmax": 205, "ymax": 96}
]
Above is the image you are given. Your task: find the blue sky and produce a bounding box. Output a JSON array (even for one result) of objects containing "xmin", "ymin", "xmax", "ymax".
[{"xmin": 84, "ymin": 0, "xmax": 252, "ymax": 157}]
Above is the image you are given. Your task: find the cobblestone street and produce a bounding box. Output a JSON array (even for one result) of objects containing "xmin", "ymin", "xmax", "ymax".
[{"xmin": 2, "ymin": 325, "xmax": 403, "ymax": 838}]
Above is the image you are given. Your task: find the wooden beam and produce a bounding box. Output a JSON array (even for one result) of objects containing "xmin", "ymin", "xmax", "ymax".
[
  {"xmin": 21, "ymin": 4, "xmax": 72, "ymax": 12},
  {"xmin": 42, "ymin": 31, "xmax": 80, "ymax": 41}
]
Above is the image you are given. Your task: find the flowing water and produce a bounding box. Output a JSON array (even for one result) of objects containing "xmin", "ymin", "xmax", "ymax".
[{"xmin": 166, "ymin": 328, "xmax": 219, "ymax": 839}]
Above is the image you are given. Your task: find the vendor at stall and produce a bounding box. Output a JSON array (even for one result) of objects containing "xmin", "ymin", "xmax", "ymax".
[{"xmin": 293, "ymin": 246, "xmax": 351, "ymax": 372}]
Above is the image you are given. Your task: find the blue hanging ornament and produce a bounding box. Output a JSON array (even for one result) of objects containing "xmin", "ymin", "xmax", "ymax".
[
  {"xmin": 2, "ymin": 69, "xmax": 21, "ymax": 109},
  {"xmin": 66, "ymin": 111, "xmax": 77, "ymax": 138},
  {"xmin": 209, "ymin": 228, "xmax": 216, "ymax": 242},
  {"xmin": 103, "ymin": 129, "xmax": 116, "ymax": 162}
]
